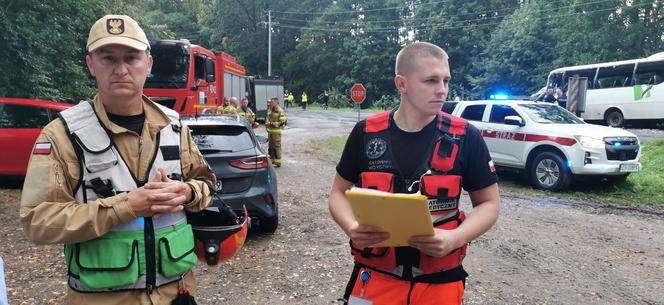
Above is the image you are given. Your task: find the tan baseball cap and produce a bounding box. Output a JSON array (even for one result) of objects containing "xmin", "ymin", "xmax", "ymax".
[{"xmin": 86, "ymin": 15, "xmax": 149, "ymax": 52}]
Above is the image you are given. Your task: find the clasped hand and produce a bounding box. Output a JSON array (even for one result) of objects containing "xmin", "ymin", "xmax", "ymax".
[{"xmin": 127, "ymin": 168, "xmax": 193, "ymax": 217}]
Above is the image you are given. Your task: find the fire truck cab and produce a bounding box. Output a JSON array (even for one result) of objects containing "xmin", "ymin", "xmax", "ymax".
[{"xmin": 144, "ymin": 39, "xmax": 247, "ymax": 115}]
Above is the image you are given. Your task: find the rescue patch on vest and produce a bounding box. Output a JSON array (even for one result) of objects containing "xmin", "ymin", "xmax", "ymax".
[
  {"xmin": 428, "ymin": 198, "xmax": 459, "ymax": 212},
  {"xmin": 366, "ymin": 138, "xmax": 387, "ymax": 160},
  {"xmin": 160, "ymin": 145, "xmax": 180, "ymax": 161},
  {"xmin": 33, "ymin": 142, "xmax": 52, "ymax": 155}
]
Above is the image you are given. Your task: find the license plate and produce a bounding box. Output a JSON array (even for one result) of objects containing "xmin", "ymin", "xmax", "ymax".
[{"xmin": 619, "ymin": 164, "xmax": 639, "ymax": 172}]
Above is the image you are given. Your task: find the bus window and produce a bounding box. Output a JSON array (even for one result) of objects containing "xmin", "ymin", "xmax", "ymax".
[
  {"xmin": 563, "ymin": 68, "xmax": 596, "ymax": 89},
  {"xmin": 634, "ymin": 61, "xmax": 664, "ymax": 85},
  {"xmin": 595, "ymin": 64, "xmax": 635, "ymax": 89},
  {"xmin": 548, "ymin": 72, "xmax": 566, "ymax": 89}
]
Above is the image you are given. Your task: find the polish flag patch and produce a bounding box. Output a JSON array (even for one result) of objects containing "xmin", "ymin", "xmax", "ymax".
[
  {"xmin": 488, "ymin": 160, "xmax": 496, "ymax": 172},
  {"xmin": 33, "ymin": 142, "xmax": 52, "ymax": 155}
]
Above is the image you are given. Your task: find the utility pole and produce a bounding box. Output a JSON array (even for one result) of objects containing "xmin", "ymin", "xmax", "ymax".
[{"xmin": 268, "ymin": 10, "xmax": 272, "ymax": 76}]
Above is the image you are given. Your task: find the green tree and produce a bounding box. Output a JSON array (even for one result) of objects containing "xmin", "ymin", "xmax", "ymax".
[
  {"xmin": 0, "ymin": 0, "xmax": 104, "ymax": 101},
  {"xmin": 551, "ymin": 0, "xmax": 664, "ymax": 68},
  {"xmin": 280, "ymin": 0, "xmax": 405, "ymax": 107},
  {"xmin": 204, "ymin": 0, "xmax": 315, "ymax": 77},
  {"xmin": 413, "ymin": 0, "xmax": 520, "ymax": 97},
  {"xmin": 478, "ymin": 1, "xmax": 557, "ymax": 95}
]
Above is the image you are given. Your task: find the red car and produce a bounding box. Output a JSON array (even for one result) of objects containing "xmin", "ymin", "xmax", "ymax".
[{"xmin": 0, "ymin": 98, "xmax": 72, "ymax": 176}]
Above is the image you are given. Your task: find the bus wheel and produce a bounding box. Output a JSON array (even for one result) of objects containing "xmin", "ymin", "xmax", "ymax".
[
  {"xmin": 605, "ymin": 110, "xmax": 624, "ymax": 128},
  {"xmin": 529, "ymin": 151, "xmax": 571, "ymax": 191}
]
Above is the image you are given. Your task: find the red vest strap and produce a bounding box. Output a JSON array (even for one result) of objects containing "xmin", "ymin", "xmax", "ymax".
[
  {"xmin": 438, "ymin": 112, "xmax": 467, "ymax": 136},
  {"xmin": 365, "ymin": 111, "xmax": 390, "ymax": 133}
]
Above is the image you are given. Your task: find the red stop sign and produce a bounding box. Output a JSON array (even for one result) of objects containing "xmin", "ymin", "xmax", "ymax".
[{"xmin": 351, "ymin": 83, "xmax": 366, "ymax": 104}]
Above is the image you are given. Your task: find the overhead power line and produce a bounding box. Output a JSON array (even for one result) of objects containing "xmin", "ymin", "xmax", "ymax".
[
  {"xmin": 270, "ymin": 0, "xmax": 445, "ymax": 15},
  {"xmin": 272, "ymin": 2, "xmax": 650, "ymax": 34},
  {"xmin": 273, "ymin": 4, "xmax": 521, "ymax": 25},
  {"xmin": 275, "ymin": 0, "xmax": 615, "ymax": 24}
]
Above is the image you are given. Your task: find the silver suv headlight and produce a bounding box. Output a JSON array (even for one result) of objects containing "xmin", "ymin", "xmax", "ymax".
[{"xmin": 575, "ymin": 136, "xmax": 605, "ymax": 149}]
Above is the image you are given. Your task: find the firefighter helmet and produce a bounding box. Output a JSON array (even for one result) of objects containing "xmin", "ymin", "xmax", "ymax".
[{"xmin": 187, "ymin": 203, "xmax": 248, "ymax": 266}]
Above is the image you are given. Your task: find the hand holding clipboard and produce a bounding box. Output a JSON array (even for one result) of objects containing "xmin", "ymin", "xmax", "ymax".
[{"xmin": 345, "ymin": 187, "xmax": 434, "ymax": 247}]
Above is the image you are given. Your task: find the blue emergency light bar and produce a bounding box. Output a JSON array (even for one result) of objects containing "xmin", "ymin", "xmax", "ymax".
[{"xmin": 489, "ymin": 93, "xmax": 510, "ymax": 100}]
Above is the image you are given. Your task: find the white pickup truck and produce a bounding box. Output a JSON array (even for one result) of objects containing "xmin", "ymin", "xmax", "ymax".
[{"xmin": 443, "ymin": 100, "xmax": 642, "ymax": 190}]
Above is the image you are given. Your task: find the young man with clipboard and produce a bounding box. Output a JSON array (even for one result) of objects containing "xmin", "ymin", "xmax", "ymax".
[{"xmin": 328, "ymin": 42, "xmax": 500, "ymax": 305}]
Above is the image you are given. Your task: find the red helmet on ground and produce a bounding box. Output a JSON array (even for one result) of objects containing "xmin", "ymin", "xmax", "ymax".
[{"xmin": 187, "ymin": 204, "xmax": 248, "ymax": 266}]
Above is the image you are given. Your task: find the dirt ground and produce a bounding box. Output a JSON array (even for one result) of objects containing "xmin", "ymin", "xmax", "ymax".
[{"xmin": 2, "ymin": 110, "xmax": 664, "ymax": 304}]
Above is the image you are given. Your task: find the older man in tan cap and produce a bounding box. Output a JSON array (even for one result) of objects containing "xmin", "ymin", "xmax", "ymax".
[{"xmin": 20, "ymin": 15, "xmax": 215, "ymax": 305}]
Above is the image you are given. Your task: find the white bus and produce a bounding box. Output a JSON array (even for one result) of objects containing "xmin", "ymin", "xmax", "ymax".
[{"xmin": 546, "ymin": 52, "xmax": 664, "ymax": 127}]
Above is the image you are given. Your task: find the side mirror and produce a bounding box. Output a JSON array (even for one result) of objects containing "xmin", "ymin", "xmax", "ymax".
[
  {"xmin": 255, "ymin": 135, "xmax": 268, "ymax": 144},
  {"xmin": 504, "ymin": 116, "xmax": 525, "ymax": 127},
  {"xmin": 205, "ymin": 58, "xmax": 216, "ymax": 83}
]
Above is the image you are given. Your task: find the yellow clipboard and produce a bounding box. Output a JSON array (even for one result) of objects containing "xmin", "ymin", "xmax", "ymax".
[{"xmin": 345, "ymin": 187, "xmax": 434, "ymax": 247}]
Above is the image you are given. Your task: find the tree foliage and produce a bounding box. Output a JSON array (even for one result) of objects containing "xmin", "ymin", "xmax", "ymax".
[{"xmin": 1, "ymin": 0, "xmax": 663, "ymax": 103}]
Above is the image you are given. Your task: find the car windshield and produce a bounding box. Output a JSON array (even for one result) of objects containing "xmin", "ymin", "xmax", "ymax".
[
  {"xmin": 518, "ymin": 103, "xmax": 584, "ymax": 124},
  {"xmin": 190, "ymin": 125, "xmax": 255, "ymax": 153},
  {"xmin": 145, "ymin": 45, "xmax": 189, "ymax": 89}
]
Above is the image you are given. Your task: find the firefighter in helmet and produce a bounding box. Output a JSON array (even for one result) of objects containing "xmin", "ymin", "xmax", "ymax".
[{"xmin": 266, "ymin": 97, "xmax": 286, "ymax": 167}]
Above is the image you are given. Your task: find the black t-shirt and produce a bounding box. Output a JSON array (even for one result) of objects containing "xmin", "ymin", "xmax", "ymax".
[
  {"xmin": 336, "ymin": 113, "xmax": 497, "ymax": 192},
  {"xmin": 107, "ymin": 112, "xmax": 146, "ymax": 135}
]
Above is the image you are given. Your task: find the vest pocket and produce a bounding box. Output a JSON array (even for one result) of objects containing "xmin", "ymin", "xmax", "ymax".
[
  {"xmin": 421, "ymin": 175, "xmax": 461, "ymax": 214},
  {"xmin": 359, "ymin": 172, "xmax": 395, "ymax": 192},
  {"xmin": 157, "ymin": 224, "xmax": 197, "ymax": 278},
  {"xmin": 74, "ymin": 237, "xmax": 140, "ymax": 289},
  {"xmin": 418, "ymin": 211, "xmax": 468, "ymax": 274},
  {"xmin": 350, "ymin": 241, "xmax": 397, "ymax": 271},
  {"xmin": 430, "ymin": 137, "xmax": 459, "ymax": 172}
]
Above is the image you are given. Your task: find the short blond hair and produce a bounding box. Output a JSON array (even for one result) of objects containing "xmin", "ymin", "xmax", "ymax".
[{"xmin": 395, "ymin": 42, "xmax": 449, "ymax": 76}]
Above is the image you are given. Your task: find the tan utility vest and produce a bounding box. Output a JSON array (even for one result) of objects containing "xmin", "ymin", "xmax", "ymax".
[{"xmin": 59, "ymin": 101, "xmax": 195, "ymax": 293}]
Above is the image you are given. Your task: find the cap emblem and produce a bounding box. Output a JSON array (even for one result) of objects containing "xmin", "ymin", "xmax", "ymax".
[{"xmin": 106, "ymin": 18, "xmax": 124, "ymax": 35}]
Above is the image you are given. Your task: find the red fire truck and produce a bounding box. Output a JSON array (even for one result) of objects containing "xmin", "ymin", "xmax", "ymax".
[{"xmin": 144, "ymin": 39, "xmax": 247, "ymax": 115}]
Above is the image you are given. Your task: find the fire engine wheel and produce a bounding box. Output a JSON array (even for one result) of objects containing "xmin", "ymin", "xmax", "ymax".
[
  {"xmin": 605, "ymin": 109, "xmax": 624, "ymax": 128},
  {"xmin": 529, "ymin": 151, "xmax": 571, "ymax": 191}
]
